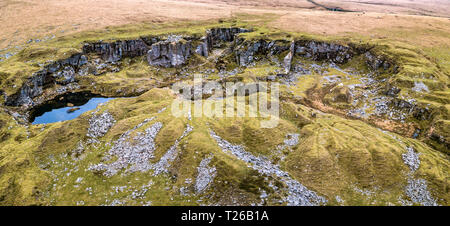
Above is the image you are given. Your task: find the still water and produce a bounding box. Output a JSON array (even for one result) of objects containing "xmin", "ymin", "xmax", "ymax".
[{"xmin": 32, "ymin": 97, "xmax": 115, "ymax": 124}]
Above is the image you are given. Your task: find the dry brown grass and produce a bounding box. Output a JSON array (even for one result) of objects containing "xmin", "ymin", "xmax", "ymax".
[
  {"xmin": 273, "ymin": 10, "xmax": 450, "ymax": 47},
  {"xmin": 0, "ymin": 0, "xmax": 449, "ymax": 50}
]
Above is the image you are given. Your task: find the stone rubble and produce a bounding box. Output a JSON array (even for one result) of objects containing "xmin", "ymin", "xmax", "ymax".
[
  {"xmin": 405, "ymin": 178, "xmax": 438, "ymax": 206},
  {"xmin": 412, "ymin": 81, "xmax": 430, "ymax": 93},
  {"xmin": 153, "ymin": 124, "xmax": 193, "ymax": 176},
  {"xmin": 88, "ymin": 118, "xmax": 162, "ymax": 177},
  {"xmin": 86, "ymin": 110, "xmax": 116, "ymax": 143},
  {"xmin": 400, "ymin": 145, "xmax": 438, "ymax": 206},
  {"xmin": 195, "ymin": 155, "xmax": 217, "ymax": 194},
  {"xmin": 209, "ymin": 130, "xmax": 326, "ymax": 206},
  {"xmin": 284, "ymin": 133, "xmax": 300, "ymax": 147},
  {"xmin": 402, "ymin": 147, "xmax": 421, "ymax": 172}
]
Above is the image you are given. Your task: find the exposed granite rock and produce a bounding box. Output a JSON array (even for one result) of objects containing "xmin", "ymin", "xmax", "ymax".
[
  {"xmin": 284, "ymin": 133, "xmax": 300, "ymax": 147},
  {"xmin": 235, "ymin": 39, "xmax": 292, "ymax": 66},
  {"xmin": 389, "ymin": 98, "xmax": 432, "ymax": 121},
  {"xmin": 205, "ymin": 27, "xmax": 250, "ymax": 49},
  {"xmin": 412, "ymin": 81, "xmax": 430, "ymax": 93},
  {"xmin": 195, "ymin": 28, "xmax": 249, "ymax": 58},
  {"xmin": 236, "ymin": 40, "xmax": 270, "ymax": 67},
  {"xmin": 195, "ymin": 37, "xmax": 209, "ymax": 57},
  {"xmin": 55, "ymin": 66, "xmax": 76, "ymax": 85},
  {"xmin": 236, "ymin": 39, "xmax": 352, "ymax": 68},
  {"xmin": 400, "ymin": 145, "xmax": 438, "ymax": 206},
  {"xmin": 402, "ymin": 147, "xmax": 421, "ymax": 172}
]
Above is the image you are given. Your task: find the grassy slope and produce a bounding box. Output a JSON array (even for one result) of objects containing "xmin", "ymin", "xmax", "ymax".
[{"xmin": 0, "ymin": 14, "xmax": 449, "ymax": 205}]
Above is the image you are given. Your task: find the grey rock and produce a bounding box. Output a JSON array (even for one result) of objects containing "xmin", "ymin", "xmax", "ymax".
[
  {"xmin": 205, "ymin": 27, "xmax": 250, "ymax": 49},
  {"xmin": 283, "ymin": 41, "xmax": 295, "ymax": 74},
  {"xmin": 83, "ymin": 39, "xmax": 149, "ymax": 62},
  {"xmin": 402, "ymin": 147, "xmax": 421, "ymax": 172},
  {"xmin": 412, "ymin": 81, "xmax": 429, "ymax": 93},
  {"xmin": 195, "ymin": 38, "xmax": 209, "ymax": 57},
  {"xmin": 153, "ymin": 124, "xmax": 193, "ymax": 175},
  {"xmin": 88, "ymin": 118, "xmax": 162, "ymax": 177},
  {"xmin": 209, "ymin": 130, "xmax": 326, "ymax": 206},
  {"xmin": 295, "ymin": 41, "xmax": 353, "ymax": 64},
  {"xmin": 405, "ymin": 178, "xmax": 438, "ymax": 206},
  {"xmin": 284, "ymin": 133, "xmax": 300, "ymax": 147},
  {"xmin": 147, "ymin": 38, "xmax": 192, "ymax": 67},
  {"xmin": 195, "ymin": 156, "xmax": 216, "ymax": 194},
  {"xmin": 5, "ymin": 53, "xmax": 89, "ymax": 107},
  {"xmin": 87, "ymin": 110, "xmax": 116, "ymax": 142}
]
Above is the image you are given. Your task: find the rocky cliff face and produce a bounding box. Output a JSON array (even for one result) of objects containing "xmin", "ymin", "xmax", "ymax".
[
  {"xmin": 294, "ymin": 41, "xmax": 354, "ymax": 64},
  {"xmin": 147, "ymin": 36, "xmax": 192, "ymax": 68},
  {"xmin": 3, "ymin": 28, "xmax": 253, "ymax": 109},
  {"xmin": 206, "ymin": 27, "xmax": 250, "ymax": 49},
  {"xmin": 235, "ymin": 39, "xmax": 292, "ymax": 67},
  {"xmin": 82, "ymin": 39, "xmax": 150, "ymax": 62},
  {"xmin": 5, "ymin": 53, "xmax": 88, "ymax": 107},
  {"xmin": 235, "ymin": 39, "xmax": 356, "ymax": 68},
  {"xmin": 364, "ymin": 51, "xmax": 396, "ymax": 72},
  {"xmin": 148, "ymin": 28, "xmax": 250, "ymax": 67},
  {"xmin": 193, "ymin": 28, "xmax": 250, "ymax": 58},
  {"xmin": 283, "ymin": 41, "xmax": 295, "ymax": 73},
  {"xmin": 4, "ymin": 27, "xmax": 397, "ymax": 115}
]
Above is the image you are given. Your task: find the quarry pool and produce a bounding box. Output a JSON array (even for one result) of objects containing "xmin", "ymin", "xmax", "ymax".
[{"xmin": 32, "ymin": 97, "xmax": 115, "ymax": 124}]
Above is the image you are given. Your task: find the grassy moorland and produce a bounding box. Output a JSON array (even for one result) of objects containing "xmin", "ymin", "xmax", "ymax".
[{"xmin": 0, "ymin": 1, "xmax": 448, "ymax": 206}]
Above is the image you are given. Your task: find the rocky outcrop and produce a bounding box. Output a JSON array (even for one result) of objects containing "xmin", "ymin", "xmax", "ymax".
[
  {"xmin": 195, "ymin": 37, "xmax": 209, "ymax": 57},
  {"xmin": 295, "ymin": 41, "xmax": 353, "ymax": 64},
  {"xmin": 235, "ymin": 40, "xmax": 293, "ymax": 67},
  {"xmin": 194, "ymin": 28, "xmax": 250, "ymax": 58},
  {"xmin": 4, "ymin": 28, "xmax": 251, "ymax": 108},
  {"xmin": 82, "ymin": 39, "xmax": 149, "ymax": 62},
  {"xmin": 364, "ymin": 51, "xmax": 394, "ymax": 71},
  {"xmin": 235, "ymin": 39, "xmax": 354, "ymax": 67},
  {"xmin": 5, "ymin": 53, "xmax": 88, "ymax": 107},
  {"xmin": 209, "ymin": 129, "xmax": 327, "ymax": 206},
  {"xmin": 4, "ymin": 27, "xmax": 397, "ymax": 113},
  {"xmin": 235, "ymin": 40, "xmax": 270, "ymax": 67},
  {"xmin": 205, "ymin": 27, "xmax": 250, "ymax": 48},
  {"xmin": 147, "ymin": 36, "xmax": 192, "ymax": 68},
  {"xmin": 283, "ymin": 41, "xmax": 295, "ymax": 74}
]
